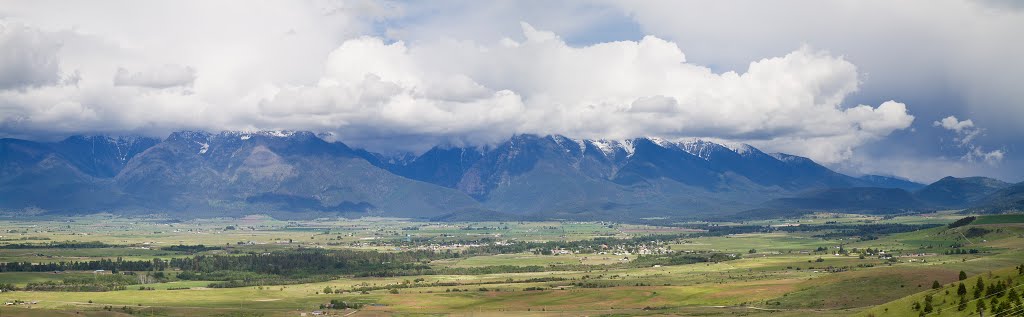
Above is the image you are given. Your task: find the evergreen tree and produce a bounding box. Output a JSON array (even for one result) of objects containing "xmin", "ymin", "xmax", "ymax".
[
  {"xmin": 975, "ymin": 276, "xmax": 986, "ymax": 299},
  {"xmin": 923, "ymin": 294, "xmax": 934, "ymax": 313},
  {"xmin": 996, "ymin": 300, "xmax": 1012, "ymax": 316}
]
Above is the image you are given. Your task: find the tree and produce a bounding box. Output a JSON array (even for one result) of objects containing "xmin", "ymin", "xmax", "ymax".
[
  {"xmin": 958, "ymin": 296, "xmax": 968, "ymax": 311},
  {"xmin": 960, "ymin": 270, "xmax": 968, "ymax": 280},
  {"xmin": 323, "ymin": 286, "xmax": 332, "ymax": 294},
  {"xmin": 923, "ymin": 294, "xmax": 934, "ymax": 313},
  {"xmin": 932, "ymin": 280, "xmax": 941, "ymax": 289},
  {"xmin": 996, "ymin": 300, "xmax": 1012, "ymax": 316},
  {"xmin": 948, "ymin": 216, "xmax": 976, "ymax": 228},
  {"xmin": 977, "ymin": 299, "xmax": 986, "ymax": 314},
  {"xmin": 975, "ymin": 276, "xmax": 986, "ymax": 299},
  {"xmin": 958, "ymin": 282, "xmax": 968, "ymax": 296}
]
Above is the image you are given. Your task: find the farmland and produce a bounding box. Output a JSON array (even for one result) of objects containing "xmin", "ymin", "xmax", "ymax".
[{"xmin": 0, "ymin": 212, "xmax": 1022, "ymax": 316}]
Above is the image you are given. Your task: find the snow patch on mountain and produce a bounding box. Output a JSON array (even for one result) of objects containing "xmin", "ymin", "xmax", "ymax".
[
  {"xmin": 648, "ymin": 137, "xmax": 676, "ymax": 149},
  {"xmin": 590, "ymin": 140, "xmax": 617, "ymax": 157},
  {"xmin": 571, "ymin": 138, "xmax": 586, "ymax": 154},
  {"xmin": 677, "ymin": 139, "xmax": 723, "ymax": 160},
  {"xmin": 549, "ymin": 135, "xmax": 576, "ymax": 153},
  {"xmin": 224, "ymin": 130, "xmax": 303, "ymax": 141},
  {"xmin": 769, "ymin": 152, "xmax": 804, "ymax": 162},
  {"xmin": 621, "ymin": 139, "xmax": 635, "ymax": 157},
  {"xmin": 590, "ymin": 139, "xmax": 636, "ymax": 158},
  {"xmin": 265, "ymin": 130, "xmax": 295, "ymax": 138},
  {"xmin": 723, "ymin": 142, "xmax": 756, "ymax": 155}
]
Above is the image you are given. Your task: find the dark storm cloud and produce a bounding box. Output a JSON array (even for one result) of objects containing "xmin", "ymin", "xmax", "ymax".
[{"xmin": 0, "ymin": 22, "xmax": 62, "ymax": 90}]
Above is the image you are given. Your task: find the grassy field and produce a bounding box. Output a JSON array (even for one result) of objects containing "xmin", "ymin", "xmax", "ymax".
[{"xmin": 0, "ymin": 213, "xmax": 1021, "ymax": 316}]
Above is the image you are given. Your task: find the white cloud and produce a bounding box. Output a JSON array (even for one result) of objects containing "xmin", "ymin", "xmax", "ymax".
[
  {"xmin": 969, "ymin": 148, "xmax": 1005, "ymax": 165},
  {"xmin": 935, "ymin": 116, "xmax": 974, "ymax": 133},
  {"xmin": 0, "ymin": 15, "xmax": 915, "ymax": 163},
  {"xmin": 611, "ymin": 0, "xmax": 1023, "ymax": 164},
  {"xmin": 933, "ymin": 115, "xmax": 1004, "ymax": 165},
  {"xmin": 934, "ymin": 116, "xmax": 980, "ymax": 146},
  {"xmin": 114, "ymin": 64, "xmax": 196, "ymax": 89},
  {"xmin": 261, "ymin": 24, "xmax": 912, "ymax": 160}
]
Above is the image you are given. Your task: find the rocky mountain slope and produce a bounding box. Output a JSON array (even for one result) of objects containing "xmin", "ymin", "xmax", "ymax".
[{"xmin": 10, "ymin": 130, "xmax": 1012, "ymax": 221}]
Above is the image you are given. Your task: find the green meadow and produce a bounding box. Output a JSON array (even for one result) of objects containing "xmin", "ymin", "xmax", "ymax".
[{"xmin": 0, "ymin": 213, "xmax": 1021, "ymax": 316}]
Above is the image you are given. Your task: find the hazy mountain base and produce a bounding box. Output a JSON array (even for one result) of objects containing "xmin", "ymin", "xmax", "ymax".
[
  {"xmin": 5, "ymin": 131, "xmax": 1017, "ymax": 221},
  {"xmin": 743, "ymin": 176, "xmax": 1018, "ymax": 220}
]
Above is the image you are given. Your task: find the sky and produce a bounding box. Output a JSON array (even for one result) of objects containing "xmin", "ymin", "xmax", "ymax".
[{"xmin": 0, "ymin": 0, "xmax": 1021, "ymax": 183}]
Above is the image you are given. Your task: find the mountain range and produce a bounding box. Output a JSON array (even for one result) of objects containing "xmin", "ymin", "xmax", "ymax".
[{"xmin": 1, "ymin": 130, "xmax": 1019, "ymax": 221}]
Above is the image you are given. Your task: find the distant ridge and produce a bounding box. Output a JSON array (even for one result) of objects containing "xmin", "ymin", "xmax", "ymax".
[
  {"xmin": 0, "ymin": 131, "xmax": 1007, "ymax": 221},
  {"xmin": 743, "ymin": 176, "xmax": 1009, "ymax": 219}
]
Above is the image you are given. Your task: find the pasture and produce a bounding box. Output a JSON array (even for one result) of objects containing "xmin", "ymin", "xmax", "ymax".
[{"xmin": 0, "ymin": 213, "xmax": 1021, "ymax": 316}]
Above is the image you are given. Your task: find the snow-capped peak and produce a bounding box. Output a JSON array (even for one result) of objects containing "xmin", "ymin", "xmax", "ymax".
[
  {"xmin": 167, "ymin": 131, "xmax": 212, "ymax": 143},
  {"xmin": 264, "ymin": 130, "xmax": 296, "ymax": 138},
  {"xmin": 677, "ymin": 139, "xmax": 729, "ymax": 160},
  {"xmin": 224, "ymin": 130, "xmax": 306, "ymax": 141},
  {"xmin": 621, "ymin": 139, "xmax": 635, "ymax": 156},
  {"xmin": 769, "ymin": 152, "xmax": 799, "ymax": 162},
  {"xmin": 723, "ymin": 142, "xmax": 756, "ymax": 156},
  {"xmin": 549, "ymin": 135, "xmax": 583, "ymax": 153},
  {"xmin": 589, "ymin": 139, "xmax": 635, "ymax": 158},
  {"xmin": 590, "ymin": 139, "xmax": 616, "ymax": 157},
  {"xmin": 647, "ymin": 137, "xmax": 677, "ymax": 149},
  {"xmin": 571, "ymin": 138, "xmax": 586, "ymax": 154}
]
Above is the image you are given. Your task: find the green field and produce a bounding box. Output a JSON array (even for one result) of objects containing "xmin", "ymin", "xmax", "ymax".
[{"xmin": 0, "ymin": 213, "xmax": 1021, "ymax": 316}]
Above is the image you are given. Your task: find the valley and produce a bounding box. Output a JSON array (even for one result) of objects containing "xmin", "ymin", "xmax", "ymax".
[
  {"xmin": 3, "ymin": 2, "xmax": 1020, "ymax": 315},
  {"xmin": 0, "ymin": 212, "xmax": 1021, "ymax": 316}
]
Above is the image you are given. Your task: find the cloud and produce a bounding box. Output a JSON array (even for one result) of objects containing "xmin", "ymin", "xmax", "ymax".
[
  {"xmin": 260, "ymin": 24, "xmax": 913, "ymax": 160},
  {"xmin": 113, "ymin": 64, "xmax": 196, "ymax": 89},
  {"xmin": 934, "ymin": 116, "xmax": 974, "ymax": 133},
  {"xmin": 0, "ymin": 22, "xmax": 62, "ymax": 90},
  {"xmin": 934, "ymin": 116, "xmax": 979, "ymax": 145},
  {"xmin": 611, "ymin": 0, "xmax": 1023, "ymax": 172},
  {"xmin": 933, "ymin": 115, "xmax": 1004, "ymax": 165},
  {"xmin": 0, "ymin": 17, "xmax": 914, "ymax": 163},
  {"xmin": 3, "ymin": 1, "xmax": 1016, "ymax": 181},
  {"xmin": 966, "ymin": 147, "xmax": 1004, "ymax": 165}
]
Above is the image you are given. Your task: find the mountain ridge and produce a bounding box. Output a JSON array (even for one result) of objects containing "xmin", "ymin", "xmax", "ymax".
[{"xmin": 4, "ymin": 130, "xmax": 1008, "ymax": 221}]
